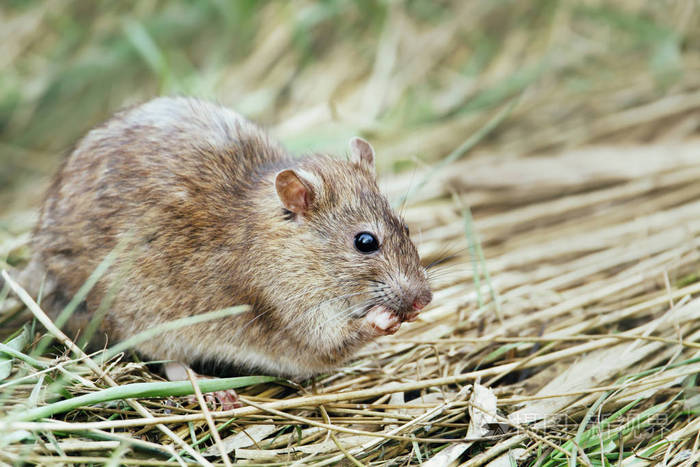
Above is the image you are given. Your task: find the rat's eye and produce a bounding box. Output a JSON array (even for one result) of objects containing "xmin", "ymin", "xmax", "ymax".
[{"xmin": 354, "ymin": 232, "xmax": 379, "ymax": 254}]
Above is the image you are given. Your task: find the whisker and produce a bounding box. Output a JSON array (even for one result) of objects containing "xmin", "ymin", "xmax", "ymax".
[
  {"xmin": 282, "ymin": 290, "xmax": 371, "ymax": 331},
  {"xmin": 233, "ymin": 287, "xmax": 366, "ymax": 337},
  {"xmin": 317, "ymin": 301, "xmax": 370, "ymax": 329},
  {"xmin": 314, "ymin": 284, "xmax": 390, "ymax": 329}
]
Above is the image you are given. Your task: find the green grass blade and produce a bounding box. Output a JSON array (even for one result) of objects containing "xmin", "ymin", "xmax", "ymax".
[
  {"xmin": 0, "ymin": 326, "xmax": 29, "ymax": 381},
  {"xmin": 12, "ymin": 375, "xmax": 277, "ymax": 422},
  {"xmin": 100, "ymin": 305, "xmax": 249, "ymax": 362}
]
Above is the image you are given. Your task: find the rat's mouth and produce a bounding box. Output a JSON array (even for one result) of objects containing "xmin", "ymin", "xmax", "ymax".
[{"xmin": 364, "ymin": 304, "xmax": 419, "ymax": 336}]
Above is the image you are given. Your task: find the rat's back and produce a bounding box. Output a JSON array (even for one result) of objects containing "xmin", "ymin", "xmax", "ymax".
[{"xmin": 31, "ymin": 97, "xmax": 287, "ymax": 338}]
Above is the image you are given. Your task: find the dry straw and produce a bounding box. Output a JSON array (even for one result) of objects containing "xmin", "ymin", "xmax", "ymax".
[{"xmin": 2, "ymin": 1, "xmax": 700, "ymax": 465}]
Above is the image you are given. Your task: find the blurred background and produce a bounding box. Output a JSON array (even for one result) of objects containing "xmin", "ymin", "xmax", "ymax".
[
  {"xmin": 1, "ymin": 0, "xmax": 698, "ymax": 212},
  {"xmin": 3, "ymin": 3, "xmax": 700, "ymax": 463}
]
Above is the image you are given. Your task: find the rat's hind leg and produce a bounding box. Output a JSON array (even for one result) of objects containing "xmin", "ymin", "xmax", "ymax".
[
  {"xmin": 0, "ymin": 268, "xmax": 21, "ymax": 317},
  {"xmin": 164, "ymin": 362, "xmax": 241, "ymax": 410},
  {"xmin": 16, "ymin": 258, "xmax": 55, "ymax": 300},
  {"xmin": 1, "ymin": 259, "xmax": 56, "ymax": 316}
]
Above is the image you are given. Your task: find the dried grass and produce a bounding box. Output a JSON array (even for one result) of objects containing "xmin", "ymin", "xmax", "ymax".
[{"xmin": 1, "ymin": 1, "xmax": 700, "ymax": 465}]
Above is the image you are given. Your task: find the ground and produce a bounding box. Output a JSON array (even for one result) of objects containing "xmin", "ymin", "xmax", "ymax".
[{"xmin": 1, "ymin": 1, "xmax": 699, "ymax": 465}]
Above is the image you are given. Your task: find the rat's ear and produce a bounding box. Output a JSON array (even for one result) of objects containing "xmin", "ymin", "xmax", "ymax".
[
  {"xmin": 275, "ymin": 169, "xmax": 317, "ymax": 215},
  {"xmin": 349, "ymin": 137, "xmax": 375, "ymax": 176}
]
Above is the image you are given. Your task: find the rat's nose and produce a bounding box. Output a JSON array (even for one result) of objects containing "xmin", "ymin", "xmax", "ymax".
[{"xmin": 412, "ymin": 289, "xmax": 432, "ymax": 311}]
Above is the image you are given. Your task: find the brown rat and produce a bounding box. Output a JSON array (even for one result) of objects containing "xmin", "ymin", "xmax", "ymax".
[{"xmin": 25, "ymin": 97, "xmax": 432, "ymax": 379}]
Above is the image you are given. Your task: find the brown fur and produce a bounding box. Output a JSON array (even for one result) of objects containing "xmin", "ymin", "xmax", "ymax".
[{"xmin": 30, "ymin": 97, "xmax": 431, "ymax": 378}]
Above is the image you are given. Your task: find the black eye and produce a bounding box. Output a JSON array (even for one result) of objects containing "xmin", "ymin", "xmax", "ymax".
[{"xmin": 354, "ymin": 232, "xmax": 379, "ymax": 254}]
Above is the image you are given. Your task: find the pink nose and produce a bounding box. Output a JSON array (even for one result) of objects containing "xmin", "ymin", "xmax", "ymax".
[{"xmin": 412, "ymin": 292, "xmax": 432, "ymax": 310}]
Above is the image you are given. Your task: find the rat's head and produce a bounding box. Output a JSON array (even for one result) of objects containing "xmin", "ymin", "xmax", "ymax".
[{"xmin": 268, "ymin": 137, "xmax": 431, "ymax": 368}]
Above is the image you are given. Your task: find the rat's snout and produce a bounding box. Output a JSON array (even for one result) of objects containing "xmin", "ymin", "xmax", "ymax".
[
  {"xmin": 412, "ymin": 288, "xmax": 432, "ymax": 311},
  {"xmin": 393, "ymin": 277, "xmax": 432, "ymax": 314}
]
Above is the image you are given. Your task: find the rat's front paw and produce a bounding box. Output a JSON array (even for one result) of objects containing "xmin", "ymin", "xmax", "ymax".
[{"xmin": 366, "ymin": 305, "xmax": 403, "ymax": 335}]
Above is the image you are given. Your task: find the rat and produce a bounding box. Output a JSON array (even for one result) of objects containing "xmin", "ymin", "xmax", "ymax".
[{"xmin": 20, "ymin": 97, "xmax": 432, "ymax": 388}]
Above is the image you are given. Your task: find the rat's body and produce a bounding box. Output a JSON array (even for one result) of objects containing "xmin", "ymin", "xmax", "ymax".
[{"xmin": 28, "ymin": 97, "xmax": 431, "ymax": 379}]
